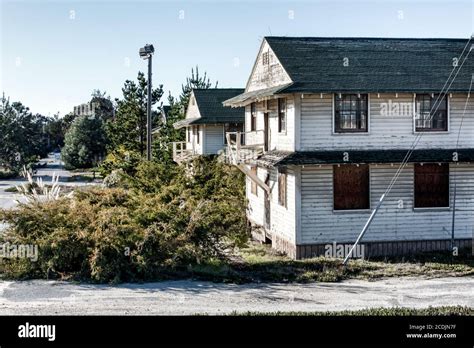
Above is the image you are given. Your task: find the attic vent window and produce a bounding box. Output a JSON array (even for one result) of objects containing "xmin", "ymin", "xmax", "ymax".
[{"xmin": 262, "ymin": 51, "xmax": 270, "ymax": 65}]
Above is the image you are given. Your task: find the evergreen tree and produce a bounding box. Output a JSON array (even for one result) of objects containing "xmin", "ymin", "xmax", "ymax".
[
  {"xmin": 62, "ymin": 115, "xmax": 107, "ymax": 169},
  {"xmin": 0, "ymin": 94, "xmax": 49, "ymax": 170},
  {"xmin": 91, "ymin": 89, "xmax": 114, "ymax": 122},
  {"xmin": 179, "ymin": 66, "xmax": 218, "ymax": 113},
  {"xmin": 106, "ymin": 72, "xmax": 163, "ymax": 156}
]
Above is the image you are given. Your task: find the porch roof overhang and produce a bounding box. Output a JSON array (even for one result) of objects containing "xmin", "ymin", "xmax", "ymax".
[
  {"xmin": 223, "ymin": 83, "xmax": 293, "ymax": 108},
  {"xmin": 257, "ymin": 149, "xmax": 474, "ymax": 168},
  {"xmin": 173, "ymin": 118, "xmax": 200, "ymax": 129},
  {"xmin": 173, "ymin": 117, "xmax": 243, "ymax": 129}
]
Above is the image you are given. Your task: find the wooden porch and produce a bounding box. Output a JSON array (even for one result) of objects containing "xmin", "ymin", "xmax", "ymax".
[
  {"xmin": 172, "ymin": 141, "xmax": 195, "ymax": 164},
  {"xmin": 225, "ymin": 130, "xmax": 270, "ymax": 193}
]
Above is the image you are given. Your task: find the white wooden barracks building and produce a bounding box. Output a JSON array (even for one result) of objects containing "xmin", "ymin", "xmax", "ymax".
[
  {"xmin": 224, "ymin": 37, "xmax": 474, "ymax": 259},
  {"xmin": 172, "ymin": 88, "xmax": 244, "ymax": 163}
]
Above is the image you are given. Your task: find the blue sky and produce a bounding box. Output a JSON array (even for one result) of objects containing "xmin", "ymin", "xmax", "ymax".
[{"xmin": 1, "ymin": 0, "xmax": 473, "ymax": 116}]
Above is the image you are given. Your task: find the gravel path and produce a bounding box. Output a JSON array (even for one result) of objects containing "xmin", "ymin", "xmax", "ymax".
[{"xmin": 0, "ymin": 277, "xmax": 472, "ymax": 315}]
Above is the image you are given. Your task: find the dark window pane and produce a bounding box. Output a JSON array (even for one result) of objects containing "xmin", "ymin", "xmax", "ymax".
[
  {"xmin": 278, "ymin": 98, "xmax": 286, "ymax": 132},
  {"xmin": 250, "ymin": 103, "xmax": 257, "ymax": 131},
  {"xmin": 334, "ymin": 94, "xmax": 368, "ymax": 133},
  {"xmin": 415, "ymin": 94, "xmax": 448, "ymax": 131}
]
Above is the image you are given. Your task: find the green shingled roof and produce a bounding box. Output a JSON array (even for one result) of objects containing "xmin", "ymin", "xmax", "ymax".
[
  {"xmin": 192, "ymin": 88, "xmax": 245, "ymax": 124},
  {"xmin": 265, "ymin": 37, "xmax": 474, "ymax": 93},
  {"xmin": 257, "ymin": 149, "xmax": 474, "ymax": 168}
]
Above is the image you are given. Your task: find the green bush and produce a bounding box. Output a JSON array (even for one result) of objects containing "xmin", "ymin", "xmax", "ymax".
[
  {"xmin": 0, "ymin": 157, "xmax": 249, "ymax": 283},
  {"xmin": 99, "ymin": 146, "xmax": 142, "ymax": 177}
]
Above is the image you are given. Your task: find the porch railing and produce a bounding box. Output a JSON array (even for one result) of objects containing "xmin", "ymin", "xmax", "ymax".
[
  {"xmin": 172, "ymin": 141, "xmax": 194, "ymax": 163},
  {"xmin": 225, "ymin": 130, "xmax": 265, "ymax": 165}
]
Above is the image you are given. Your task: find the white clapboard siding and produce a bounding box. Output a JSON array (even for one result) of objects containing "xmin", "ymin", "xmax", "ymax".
[
  {"xmin": 246, "ymin": 166, "xmax": 266, "ymax": 226},
  {"xmin": 300, "ymin": 164, "xmax": 474, "ymax": 244},
  {"xmin": 268, "ymin": 167, "xmax": 296, "ymax": 243},
  {"xmin": 246, "ymin": 40, "xmax": 292, "ymax": 93},
  {"xmin": 245, "ymin": 103, "xmax": 264, "ymax": 146},
  {"xmin": 204, "ymin": 125, "xmax": 224, "ymax": 154},
  {"xmin": 244, "ymin": 98, "xmax": 295, "ymax": 152},
  {"xmin": 193, "ymin": 126, "xmax": 204, "ymax": 155},
  {"xmin": 247, "ymin": 166, "xmax": 297, "ymax": 243},
  {"xmin": 300, "ymin": 93, "xmax": 474, "ymax": 150}
]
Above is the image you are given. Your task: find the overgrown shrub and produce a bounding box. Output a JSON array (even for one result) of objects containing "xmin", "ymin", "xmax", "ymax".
[
  {"xmin": 99, "ymin": 146, "xmax": 142, "ymax": 177},
  {"xmin": 0, "ymin": 157, "xmax": 248, "ymax": 283}
]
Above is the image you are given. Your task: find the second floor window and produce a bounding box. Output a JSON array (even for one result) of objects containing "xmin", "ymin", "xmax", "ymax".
[
  {"xmin": 250, "ymin": 103, "xmax": 257, "ymax": 131},
  {"xmin": 415, "ymin": 94, "xmax": 448, "ymax": 132},
  {"xmin": 278, "ymin": 98, "xmax": 286, "ymax": 133},
  {"xmin": 334, "ymin": 94, "xmax": 368, "ymax": 133}
]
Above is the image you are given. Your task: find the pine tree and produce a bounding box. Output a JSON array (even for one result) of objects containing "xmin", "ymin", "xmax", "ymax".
[
  {"xmin": 106, "ymin": 72, "xmax": 163, "ymax": 156},
  {"xmin": 62, "ymin": 115, "xmax": 107, "ymax": 169}
]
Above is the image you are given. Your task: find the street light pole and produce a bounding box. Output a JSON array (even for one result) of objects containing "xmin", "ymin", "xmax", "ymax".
[
  {"xmin": 146, "ymin": 53, "xmax": 152, "ymax": 161},
  {"xmin": 139, "ymin": 44, "xmax": 155, "ymax": 161}
]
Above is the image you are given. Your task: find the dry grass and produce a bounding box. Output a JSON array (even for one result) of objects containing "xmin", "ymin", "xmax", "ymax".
[{"xmin": 187, "ymin": 242, "xmax": 474, "ymax": 283}]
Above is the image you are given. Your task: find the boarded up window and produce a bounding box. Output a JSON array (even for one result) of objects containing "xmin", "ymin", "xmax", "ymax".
[
  {"xmin": 278, "ymin": 171, "xmax": 287, "ymax": 207},
  {"xmin": 414, "ymin": 163, "xmax": 449, "ymax": 208},
  {"xmin": 278, "ymin": 98, "xmax": 286, "ymax": 133},
  {"xmin": 333, "ymin": 165, "xmax": 370, "ymax": 210},
  {"xmin": 250, "ymin": 103, "xmax": 257, "ymax": 131},
  {"xmin": 250, "ymin": 166, "xmax": 258, "ymax": 196}
]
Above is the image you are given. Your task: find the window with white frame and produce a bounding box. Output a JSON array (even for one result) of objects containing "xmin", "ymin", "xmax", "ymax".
[
  {"xmin": 334, "ymin": 94, "xmax": 368, "ymax": 133},
  {"xmin": 415, "ymin": 94, "xmax": 448, "ymax": 132}
]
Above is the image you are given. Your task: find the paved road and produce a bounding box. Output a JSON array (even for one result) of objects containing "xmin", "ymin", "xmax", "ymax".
[
  {"xmin": 0, "ymin": 155, "xmax": 98, "ymax": 211},
  {"xmin": 0, "ymin": 277, "xmax": 472, "ymax": 315}
]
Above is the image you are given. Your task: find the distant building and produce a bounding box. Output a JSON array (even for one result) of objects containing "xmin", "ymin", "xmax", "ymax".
[{"xmin": 72, "ymin": 101, "xmax": 100, "ymax": 116}]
